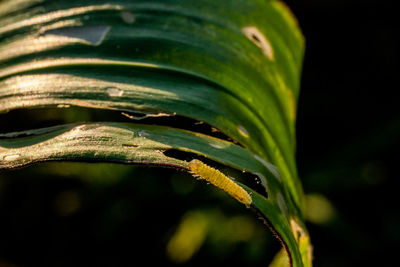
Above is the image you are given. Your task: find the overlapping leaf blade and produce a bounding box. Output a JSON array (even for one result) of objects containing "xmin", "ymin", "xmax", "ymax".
[{"xmin": 0, "ymin": 0, "xmax": 310, "ymax": 266}]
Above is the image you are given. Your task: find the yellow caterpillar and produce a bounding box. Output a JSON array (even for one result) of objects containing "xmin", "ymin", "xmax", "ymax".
[{"xmin": 188, "ymin": 159, "xmax": 252, "ymax": 207}]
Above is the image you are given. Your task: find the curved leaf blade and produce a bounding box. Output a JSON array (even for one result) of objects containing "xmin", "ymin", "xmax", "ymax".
[
  {"xmin": 0, "ymin": 122, "xmax": 307, "ymax": 266},
  {"xmin": 0, "ymin": 0, "xmax": 310, "ymax": 266}
]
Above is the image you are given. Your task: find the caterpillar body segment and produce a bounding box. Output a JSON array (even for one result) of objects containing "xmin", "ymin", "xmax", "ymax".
[{"xmin": 188, "ymin": 159, "xmax": 252, "ymax": 206}]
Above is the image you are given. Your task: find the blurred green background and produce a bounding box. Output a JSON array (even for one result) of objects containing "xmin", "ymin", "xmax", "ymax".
[{"xmin": 0, "ymin": 0, "xmax": 398, "ymax": 266}]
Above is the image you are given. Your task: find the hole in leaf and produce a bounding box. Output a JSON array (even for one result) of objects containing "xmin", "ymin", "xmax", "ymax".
[
  {"xmin": 43, "ymin": 25, "xmax": 110, "ymax": 46},
  {"xmin": 251, "ymin": 33, "xmax": 261, "ymax": 43}
]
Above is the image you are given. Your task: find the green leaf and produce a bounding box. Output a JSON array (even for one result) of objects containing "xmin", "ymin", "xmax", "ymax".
[
  {"xmin": 0, "ymin": 122, "xmax": 309, "ymax": 266},
  {"xmin": 0, "ymin": 0, "xmax": 310, "ymax": 266}
]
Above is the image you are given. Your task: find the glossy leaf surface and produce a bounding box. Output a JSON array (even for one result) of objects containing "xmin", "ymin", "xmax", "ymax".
[{"xmin": 0, "ymin": 1, "xmax": 310, "ymax": 266}]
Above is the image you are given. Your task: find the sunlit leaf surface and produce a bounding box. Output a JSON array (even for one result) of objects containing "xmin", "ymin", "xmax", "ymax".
[{"xmin": 0, "ymin": 0, "xmax": 310, "ymax": 266}]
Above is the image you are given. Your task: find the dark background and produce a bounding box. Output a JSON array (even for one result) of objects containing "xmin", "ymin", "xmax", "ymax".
[
  {"xmin": 288, "ymin": 0, "xmax": 399, "ymax": 266},
  {"xmin": 0, "ymin": 0, "xmax": 398, "ymax": 266}
]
